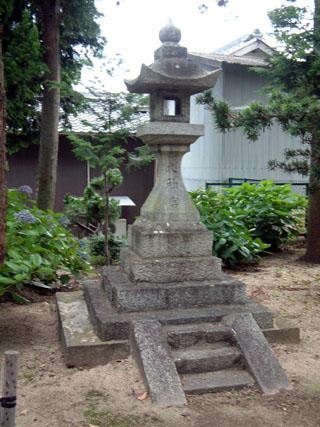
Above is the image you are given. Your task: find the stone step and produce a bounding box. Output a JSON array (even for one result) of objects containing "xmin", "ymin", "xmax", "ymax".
[
  {"xmin": 181, "ymin": 368, "xmax": 255, "ymax": 395},
  {"xmin": 223, "ymin": 313, "xmax": 292, "ymax": 394},
  {"xmin": 165, "ymin": 322, "xmax": 233, "ymax": 349},
  {"xmin": 130, "ymin": 320, "xmax": 187, "ymax": 407},
  {"xmin": 172, "ymin": 343, "xmax": 241, "ymax": 374}
]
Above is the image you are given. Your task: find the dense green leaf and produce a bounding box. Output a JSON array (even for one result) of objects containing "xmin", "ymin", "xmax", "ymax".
[
  {"xmin": 0, "ymin": 189, "xmax": 90, "ymax": 298},
  {"xmin": 190, "ymin": 181, "xmax": 306, "ymax": 265}
]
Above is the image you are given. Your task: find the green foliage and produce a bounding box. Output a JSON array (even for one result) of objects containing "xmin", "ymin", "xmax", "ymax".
[
  {"xmin": 88, "ymin": 233, "xmax": 123, "ymax": 265},
  {"xmin": 224, "ymin": 181, "xmax": 307, "ymax": 249},
  {"xmin": 190, "ymin": 181, "xmax": 306, "ymax": 265},
  {"xmin": 3, "ymin": 0, "xmax": 104, "ymax": 150},
  {"xmin": 68, "ymin": 90, "xmax": 153, "ymax": 264},
  {"xmin": 4, "ymin": 8, "xmax": 45, "ymax": 140},
  {"xmin": 0, "ymin": 189, "xmax": 90, "ymax": 298},
  {"xmin": 58, "ymin": 0, "xmax": 105, "ymax": 128},
  {"xmin": 64, "ymin": 184, "xmax": 121, "ymax": 233},
  {"xmin": 190, "ymin": 188, "xmax": 269, "ymax": 266}
]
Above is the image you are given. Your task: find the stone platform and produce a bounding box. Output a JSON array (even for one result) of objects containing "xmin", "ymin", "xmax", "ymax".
[
  {"xmin": 57, "ymin": 290, "xmax": 297, "ymax": 406},
  {"xmin": 56, "ymin": 284, "xmax": 299, "ymax": 368},
  {"xmin": 83, "ymin": 275, "xmax": 273, "ymax": 341}
]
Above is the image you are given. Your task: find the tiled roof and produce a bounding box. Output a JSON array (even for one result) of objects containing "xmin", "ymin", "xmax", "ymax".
[
  {"xmin": 59, "ymin": 107, "xmax": 149, "ymax": 134},
  {"xmin": 191, "ymin": 33, "xmax": 272, "ymax": 68},
  {"xmin": 189, "ymin": 51, "xmax": 267, "ymax": 67}
]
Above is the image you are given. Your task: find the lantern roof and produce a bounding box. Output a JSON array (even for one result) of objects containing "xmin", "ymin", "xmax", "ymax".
[{"xmin": 125, "ymin": 21, "xmax": 221, "ymax": 95}]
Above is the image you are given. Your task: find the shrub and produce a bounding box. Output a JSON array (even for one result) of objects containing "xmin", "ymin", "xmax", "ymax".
[
  {"xmin": 190, "ymin": 181, "xmax": 306, "ymax": 265},
  {"xmin": 190, "ymin": 188, "xmax": 269, "ymax": 265},
  {"xmin": 64, "ymin": 184, "xmax": 121, "ymax": 234},
  {"xmin": 226, "ymin": 181, "xmax": 307, "ymax": 249},
  {"xmin": 64, "ymin": 182, "xmax": 123, "ymax": 265},
  {"xmin": 87, "ymin": 233, "xmax": 123, "ymax": 264},
  {"xmin": 0, "ymin": 189, "xmax": 90, "ymax": 299}
]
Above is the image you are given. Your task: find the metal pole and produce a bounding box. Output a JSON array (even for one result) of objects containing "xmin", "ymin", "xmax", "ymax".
[{"xmin": 0, "ymin": 351, "xmax": 18, "ymax": 427}]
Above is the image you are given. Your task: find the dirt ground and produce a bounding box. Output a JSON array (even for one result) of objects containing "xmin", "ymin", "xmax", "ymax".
[{"xmin": 0, "ymin": 244, "xmax": 320, "ymax": 427}]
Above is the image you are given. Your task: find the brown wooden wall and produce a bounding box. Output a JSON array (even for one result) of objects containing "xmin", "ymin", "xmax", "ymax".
[{"xmin": 7, "ymin": 135, "xmax": 154, "ymax": 224}]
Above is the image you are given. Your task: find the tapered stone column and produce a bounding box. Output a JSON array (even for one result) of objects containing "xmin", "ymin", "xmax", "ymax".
[{"xmin": 122, "ymin": 121, "xmax": 222, "ymax": 284}]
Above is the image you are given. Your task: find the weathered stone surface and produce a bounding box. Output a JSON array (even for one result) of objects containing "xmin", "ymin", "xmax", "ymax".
[
  {"xmin": 56, "ymin": 291, "xmax": 129, "ymax": 368},
  {"xmin": 130, "ymin": 218, "xmax": 213, "ymax": 258},
  {"xmin": 181, "ymin": 368, "xmax": 254, "ymax": 395},
  {"xmin": 263, "ymin": 317, "xmax": 300, "ymax": 344},
  {"xmin": 165, "ymin": 323, "xmax": 232, "ymax": 349},
  {"xmin": 173, "ymin": 343, "xmax": 241, "ymax": 374},
  {"xmin": 102, "ymin": 266, "xmax": 247, "ymax": 312},
  {"xmin": 122, "ymin": 248, "xmax": 222, "ymax": 283},
  {"xmin": 137, "ymin": 142, "xmax": 200, "ymax": 223},
  {"xmin": 159, "ymin": 20, "xmax": 181, "ymax": 44},
  {"xmin": 125, "ymin": 59, "xmax": 220, "ymax": 95},
  {"xmin": 130, "ymin": 320, "xmax": 187, "ymax": 407},
  {"xmin": 137, "ymin": 122, "xmax": 204, "ymax": 145},
  {"xmin": 223, "ymin": 313, "xmax": 292, "ymax": 395},
  {"xmin": 84, "ymin": 281, "xmax": 274, "ymax": 341}
]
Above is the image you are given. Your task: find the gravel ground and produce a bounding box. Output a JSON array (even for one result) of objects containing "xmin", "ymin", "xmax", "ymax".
[{"xmin": 0, "ymin": 244, "xmax": 319, "ymax": 427}]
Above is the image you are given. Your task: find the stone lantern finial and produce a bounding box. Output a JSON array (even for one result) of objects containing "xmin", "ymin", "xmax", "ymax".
[{"xmin": 159, "ymin": 19, "xmax": 181, "ymax": 44}]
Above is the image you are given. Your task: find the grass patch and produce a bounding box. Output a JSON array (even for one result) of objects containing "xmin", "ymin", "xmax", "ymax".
[{"xmin": 84, "ymin": 389, "xmax": 162, "ymax": 427}]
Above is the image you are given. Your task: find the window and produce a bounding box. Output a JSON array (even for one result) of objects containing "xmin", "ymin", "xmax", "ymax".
[{"xmin": 163, "ymin": 98, "xmax": 181, "ymax": 116}]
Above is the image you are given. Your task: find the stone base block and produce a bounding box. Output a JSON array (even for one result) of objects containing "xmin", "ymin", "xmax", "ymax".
[
  {"xmin": 84, "ymin": 281, "xmax": 274, "ymax": 341},
  {"xmin": 130, "ymin": 219, "xmax": 213, "ymax": 258},
  {"xmin": 102, "ymin": 266, "xmax": 246, "ymax": 312},
  {"xmin": 56, "ymin": 291, "xmax": 129, "ymax": 368},
  {"xmin": 122, "ymin": 248, "xmax": 221, "ymax": 283},
  {"xmin": 263, "ymin": 317, "xmax": 300, "ymax": 343}
]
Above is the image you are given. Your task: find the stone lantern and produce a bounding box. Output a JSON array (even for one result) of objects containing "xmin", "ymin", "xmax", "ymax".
[
  {"xmin": 122, "ymin": 21, "xmax": 223, "ymax": 285},
  {"xmin": 57, "ymin": 22, "xmax": 291, "ymax": 404}
]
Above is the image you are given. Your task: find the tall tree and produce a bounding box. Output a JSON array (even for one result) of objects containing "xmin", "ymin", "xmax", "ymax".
[
  {"xmin": 36, "ymin": 0, "xmax": 61, "ymax": 210},
  {"xmin": 0, "ymin": 1, "xmax": 12, "ymax": 265},
  {"xmin": 29, "ymin": 0, "xmax": 103, "ymax": 210},
  {"xmin": 3, "ymin": 1, "xmax": 101, "ymax": 155},
  {"xmin": 198, "ymin": 0, "xmax": 320, "ymax": 262},
  {"xmin": 0, "ymin": 23, "xmax": 6, "ymax": 265}
]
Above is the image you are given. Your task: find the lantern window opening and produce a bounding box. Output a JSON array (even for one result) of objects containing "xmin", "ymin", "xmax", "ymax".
[{"xmin": 163, "ymin": 97, "xmax": 181, "ymax": 117}]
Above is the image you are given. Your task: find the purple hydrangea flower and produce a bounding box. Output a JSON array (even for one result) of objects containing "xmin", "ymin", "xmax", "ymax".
[
  {"xmin": 14, "ymin": 209, "xmax": 37, "ymax": 224},
  {"xmin": 59, "ymin": 216, "xmax": 71, "ymax": 227},
  {"xmin": 78, "ymin": 239, "xmax": 86, "ymax": 248},
  {"xmin": 18, "ymin": 185, "xmax": 33, "ymax": 196}
]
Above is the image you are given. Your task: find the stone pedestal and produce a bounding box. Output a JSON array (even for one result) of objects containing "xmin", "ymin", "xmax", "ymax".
[{"xmin": 82, "ymin": 121, "xmax": 273, "ymax": 340}]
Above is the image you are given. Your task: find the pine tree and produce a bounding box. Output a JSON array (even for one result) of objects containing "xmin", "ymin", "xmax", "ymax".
[
  {"xmin": 67, "ymin": 90, "xmax": 152, "ymax": 265},
  {"xmin": 198, "ymin": 0, "xmax": 320, "ymax": 263}
]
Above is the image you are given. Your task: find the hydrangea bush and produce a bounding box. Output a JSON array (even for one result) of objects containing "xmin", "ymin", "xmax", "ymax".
[
  {"xmin": 190, "ymin": 181, "xmax": 306, "ymax": 266},
  {"xmin": 0, "ymin": 189, "xmax": 90, "ymax": 299}
]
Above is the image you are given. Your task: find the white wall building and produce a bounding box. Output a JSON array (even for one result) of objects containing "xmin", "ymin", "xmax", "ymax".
[{"xmin": 182, "ymin": 35, "xmax": 308, "ymax": 192}]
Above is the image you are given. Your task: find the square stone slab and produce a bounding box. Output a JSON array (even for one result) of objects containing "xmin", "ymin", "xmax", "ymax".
[{"xmin": 102, "ymin": 266, "xmax": 247, "ymax": 312}]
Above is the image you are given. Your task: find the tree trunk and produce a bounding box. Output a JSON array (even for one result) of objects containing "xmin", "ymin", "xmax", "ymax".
[
  {"xmin": 0, "ymin": 24, "xmax": 7, "ymax": 265},
  {"xmin": 303, "ymin": 0, "xmax": 320, "ymax": 262},
  {"xmin": 303, "ymin": 137, "xmax": 320, "ymax": 263},
  {"xmin": 104, "ymin": 187, "xmax": 111, "ymax": 266},
  {"xmin": 36, "ymin": 0, "xmax": 60, "ymax": 210}
]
